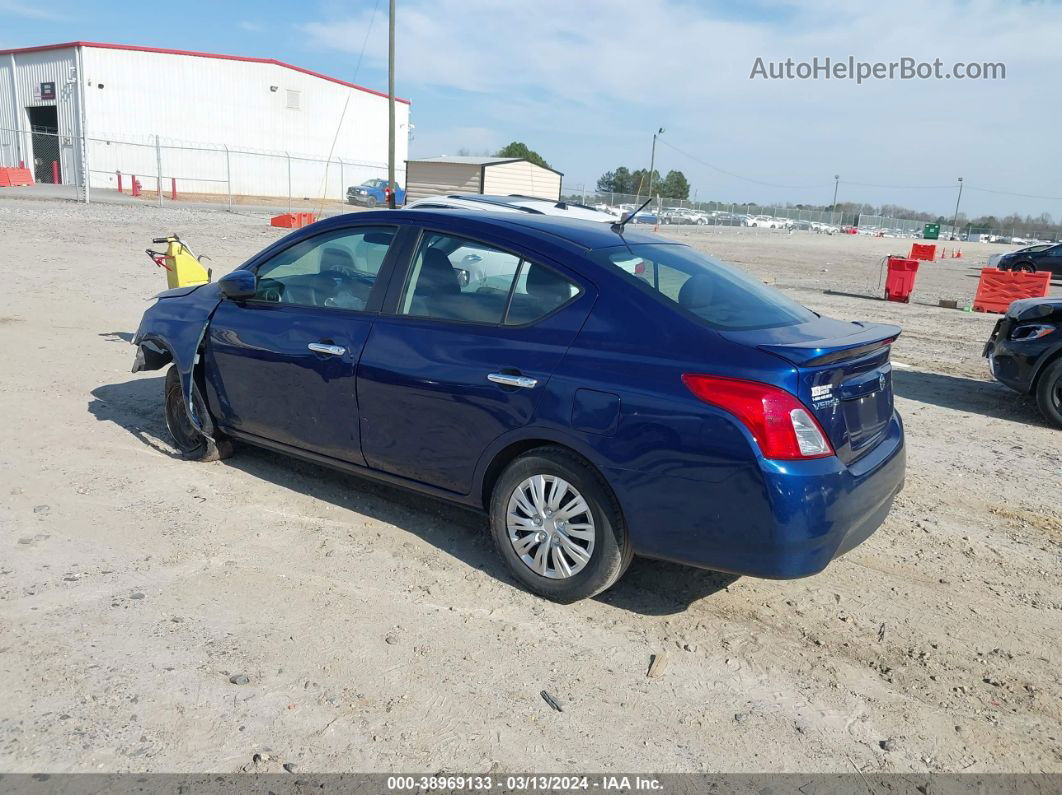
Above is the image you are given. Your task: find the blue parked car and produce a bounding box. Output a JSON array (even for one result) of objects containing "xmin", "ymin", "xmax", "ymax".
[
  {"xmin": 132, "ymin": 210, "xmax": 905, "ymax": 602},
  {"xmin": 346, "ymin": 178, "xmax": 405, "ymax": 207}
]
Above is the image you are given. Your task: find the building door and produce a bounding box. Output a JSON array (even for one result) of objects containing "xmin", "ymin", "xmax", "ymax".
[{"xmin": 27, "ymin": 106, "xmax": 60, "ymax": 183}]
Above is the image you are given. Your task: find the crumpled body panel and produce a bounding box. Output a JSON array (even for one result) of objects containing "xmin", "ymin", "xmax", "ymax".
[{"xmin": 131, "ymin": 282, "xmax": 224, "ymax": 430}]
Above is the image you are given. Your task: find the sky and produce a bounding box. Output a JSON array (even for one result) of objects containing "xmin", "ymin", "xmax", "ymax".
[{"xmin": 2, "ymin": 0, "xmax": 1061, "ymax": 220}]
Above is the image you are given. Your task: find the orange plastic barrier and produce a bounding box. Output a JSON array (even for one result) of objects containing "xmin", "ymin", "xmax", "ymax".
[
  {"xmin": 973, "ymin": 268, "xmax": 1051, "ymax": 314},
  {"xmin": 270, "ymin": 212, "xmax": 317, "ymax": 229},
  {"xmin": 0, "ymin": 167, "xmax": 33, "ymax": 187},
  {"xmin": 910, "ymin": 243, "xmax": 936, "ymax": 262}
]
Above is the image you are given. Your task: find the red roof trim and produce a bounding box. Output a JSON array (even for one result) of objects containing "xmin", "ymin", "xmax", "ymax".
[{"xmin": 0, "ymin": 41, "xmax": 411, "ymax": 104}]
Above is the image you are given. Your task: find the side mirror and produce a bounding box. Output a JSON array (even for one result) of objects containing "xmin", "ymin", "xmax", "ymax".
[{"xmin": 218, "ymin": 270, "xmax": 257, "ymax": 300}]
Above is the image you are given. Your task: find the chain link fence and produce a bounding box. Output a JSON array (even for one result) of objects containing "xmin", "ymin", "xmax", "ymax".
[
  {"xmin": 0, "ymin": 127, "xmax": 395, "ymax": 211},
  {"xmin": 0, "ymin": 129, "xmax": 1054, "ymax": 243}
]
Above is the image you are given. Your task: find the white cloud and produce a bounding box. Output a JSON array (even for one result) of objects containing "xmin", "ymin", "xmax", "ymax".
[
  {"xmin": 239, "ymin": 20, "xmax": 266, "ymax": 33},
  {"xmin": 299, "ymin": 0, "xmax": 1062, "ymax": 216},
  {"xmin": 0, "ymin": 0, "xmax": 66, "ymax": 20}
]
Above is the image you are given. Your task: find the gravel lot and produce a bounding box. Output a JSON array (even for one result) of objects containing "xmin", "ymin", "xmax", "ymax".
[{"xmin": 1, "ymin": 197, "xmax": 1060, "ymax": 774}]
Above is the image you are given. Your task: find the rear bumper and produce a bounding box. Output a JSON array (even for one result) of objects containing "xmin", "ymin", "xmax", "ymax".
[{"xmin": 610, "ymin": 412, "xmax": 906, "ymax": 578}]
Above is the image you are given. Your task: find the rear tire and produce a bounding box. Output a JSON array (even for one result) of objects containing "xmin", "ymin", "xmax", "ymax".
[
  {"xmin": 489, "ymin": 447, "xmax": 632, "ymax": 603},
  {"xmin": 164, "ymin": 366, "xmax": 234, "ymax": 461},
  {"xmin": 1035, "ymin": 359, "xmax": 1062, "ymax": 429}
]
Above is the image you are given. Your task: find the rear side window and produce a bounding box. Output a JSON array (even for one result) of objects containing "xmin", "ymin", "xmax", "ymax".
[
  {"xmin": 592, "ymin": 244, "xmax": 815, "ymax": 330},
  {"xmin": 399, "ymin": 232, "xmax": 579, "ymax": 325}
]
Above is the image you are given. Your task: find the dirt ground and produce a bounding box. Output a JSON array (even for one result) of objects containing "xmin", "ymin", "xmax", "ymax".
[{"xmin": 1, "ymin": 197, "xmax": 1060, "ymax": 775}]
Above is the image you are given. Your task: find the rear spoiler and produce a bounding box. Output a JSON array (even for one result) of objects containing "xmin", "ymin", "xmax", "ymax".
[{"xmin": 757, "ymin": 323, "xmax": 901, "ymax": 367}]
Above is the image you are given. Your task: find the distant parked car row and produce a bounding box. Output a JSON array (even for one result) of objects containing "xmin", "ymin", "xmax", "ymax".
[{"xmin": 354, "ymin": 190, "xmax": 938, "ymax": 242}]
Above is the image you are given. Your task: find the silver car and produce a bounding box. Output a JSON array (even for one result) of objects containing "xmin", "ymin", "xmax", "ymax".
[{"xmin": 401, "ymin": 194, "xmax": 639, "ymax": 286}]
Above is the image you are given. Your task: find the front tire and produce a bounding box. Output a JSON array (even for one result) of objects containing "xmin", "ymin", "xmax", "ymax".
[
  {"xmin": 1015, "ymin": 261, "xmax": 1036, "ymax": 273},
  {"xmin": 164, "ymin": 366, "xmax": 234, "ymax": 461},
  {"xmin": 489, "ymin": 447, "xmax": 632, "ymax": 603},
  {"xmin": 1035, "ymin": 359, "xmax": 1062, "ymax": 429},
  {"xmin": 366, "ymin": 196, "xmax": 378, "ymax": 208}
]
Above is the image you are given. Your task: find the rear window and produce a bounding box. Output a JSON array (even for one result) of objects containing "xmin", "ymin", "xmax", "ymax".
[{"xmin": 592, "ymin": 244, "xmax": 815, "ymax": 330}]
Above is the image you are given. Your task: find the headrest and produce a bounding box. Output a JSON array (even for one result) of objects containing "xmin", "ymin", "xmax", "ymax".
[
  {"xmin": 677, "ymin": 273, "xmax": 714, "ymax": 311},
  {"xmin": 525, "ymin": 264, "xmax": 571, "ymax": 303},
  {"xmin": 320, "ymin": 246, "xmax": 355, "ymax": 273},
  {"xmin": 417, "ymin": 248, "xmax": 461, "ymax": 295}
]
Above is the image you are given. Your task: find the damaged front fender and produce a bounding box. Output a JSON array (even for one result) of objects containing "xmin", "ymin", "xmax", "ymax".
[{"xmin": 131, "ymin": 282, "xmax": 224, "ymax": 431}]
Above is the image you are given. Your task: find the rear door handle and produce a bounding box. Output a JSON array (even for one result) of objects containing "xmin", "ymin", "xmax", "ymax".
[
  {"xmin": 487, "ymin": 372, "xmax": 538, "ymax": 389},
  {"xmin": 308, "ymin": 342, "xmax": 346, "ymax": 356}
]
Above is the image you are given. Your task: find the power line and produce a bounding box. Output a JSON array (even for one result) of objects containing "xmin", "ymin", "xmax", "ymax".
[
  {"xmin": 965, "ymin": 186, "xmax": 1062, "ymax": 202},
  {"xmin": 840, "ymin": 181, "xmax": 955, "ymax": 190},
  {"xmin": 655, "ymin": 138, "xmax": 830, "ymax": 191},
  {"xmin": 316, "ymin": 0, "xmax": 383, "ymax": 215},
  {"xmin": 657, "ymin": 138, "xmax": 1062, "ymax": 205}
]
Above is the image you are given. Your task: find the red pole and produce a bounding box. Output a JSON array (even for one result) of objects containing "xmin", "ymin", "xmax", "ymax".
[
  {"xmin": 116, "ymin": 171, "xmax": 123, "ymax": 193},
  {"xmin": 170, "ymin": 178, "xmax": 176, "ymax": 201},
  {"xmin": 132, "ymin": 176, "xmax": 140, "ymax": 197},
  {"xmin": 52, "ymin": 161, "xmax": 59, "ymax": 184}
]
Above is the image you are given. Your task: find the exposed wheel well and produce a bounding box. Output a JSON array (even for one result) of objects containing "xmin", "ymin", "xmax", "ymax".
[
  {"xmin": 480, "ymin": 439, "xmax": 599, "ymax": 510},
  {"xmin": 137, "ymin": 337, "xmax": 174, "ymax": 371}
]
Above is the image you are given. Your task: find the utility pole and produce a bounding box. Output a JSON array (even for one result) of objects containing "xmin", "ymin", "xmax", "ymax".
[
  {"xmin": 832, "ymin": 174, "xmax": 839, "ymax": 225},
  {"xmin": 387, "ymin": 0, "xmax": 396, "ymax": 209},
  {"xmin": 951, "ymin": 177, "xmax": 964, "ymax": 239},
  {"xmin": 648, "ymin": 127, "xmax": 664, "ymax": 199}
]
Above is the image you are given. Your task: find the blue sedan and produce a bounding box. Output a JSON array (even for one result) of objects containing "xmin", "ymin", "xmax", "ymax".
[{"xmin": 132, "ymin": 210, "xmax": 905, "ymax": 602}]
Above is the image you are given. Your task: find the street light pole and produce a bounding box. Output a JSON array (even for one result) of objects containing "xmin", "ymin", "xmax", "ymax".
[
  {"xmin": 832, "ymin": 174, "xmax": 839, "ymax": 225},
  {"xmin": 951, "ymin": 177, "xmax": 964, "ymax": 239},
  {"xmin": 648, "ymin": 127, "xmax": 664, "ymax": 198},
  {"xmin": 387, "ymin": 0, "xmax": 396, "ymax": 209}
]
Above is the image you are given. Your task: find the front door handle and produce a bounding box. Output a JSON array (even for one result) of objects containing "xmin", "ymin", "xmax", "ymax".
[
  {"xmin": 308, "ymin": 342, "xmax": 346, "ymax": 356},
  {"xmin": 488, "ymin": 372, "xmax": 538, "ymax": 389}
]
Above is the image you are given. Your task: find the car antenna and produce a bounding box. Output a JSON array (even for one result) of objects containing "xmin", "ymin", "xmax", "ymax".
[{"xmin": 611, "ymin": 197, "xmax": 652, "ymax": 235}]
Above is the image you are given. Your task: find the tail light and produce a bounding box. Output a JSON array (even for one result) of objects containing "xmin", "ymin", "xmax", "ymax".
[{"xmin": 681, "ymin": 374, "xmax": 834, "ymax": 460}]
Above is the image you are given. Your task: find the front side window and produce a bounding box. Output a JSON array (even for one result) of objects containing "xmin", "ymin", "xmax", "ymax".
[
  {"xmin": 592, "ymin": 243, "xmax": 815, "ymax": 330},
  {"xmin": 399, "ymin": 232, "xmax": 579, "ymax": 325},
  {"xmin": 253, "ymin": 226, "xmax": 395, "ymax": 309}
]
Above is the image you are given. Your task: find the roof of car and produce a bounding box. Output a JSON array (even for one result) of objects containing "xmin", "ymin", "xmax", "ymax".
[{"xmin": 338, "ymin": 208, "xmax": 670, "ymax": 250}]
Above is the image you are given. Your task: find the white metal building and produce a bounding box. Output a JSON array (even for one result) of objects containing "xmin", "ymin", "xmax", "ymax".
[
  {"xmin": 406, "ymin": 156, "xmax": 563, "ymax": 202},
  {"xmin": 0, "ymin": 41, "xmax": 410, "ymax": 198}
]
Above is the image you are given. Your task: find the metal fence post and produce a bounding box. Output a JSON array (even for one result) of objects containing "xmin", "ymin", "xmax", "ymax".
[
  {"xmin": 73, "ymin": 49, "xmax": 90, "ymax": 203},
  {"xmin": 155, "ymin": 134, "xmax": 163, "ymax": 207},
  {"xmin": 286, "ymin": 151, "xmax": 292, "ymax": 213},
  {"xmin": 338, "ymin": 156, "xmax": 344, "ymax": 202},
  {"xmin": 224, "ymin": 144, "xmax": 231, "ymax": 211}
]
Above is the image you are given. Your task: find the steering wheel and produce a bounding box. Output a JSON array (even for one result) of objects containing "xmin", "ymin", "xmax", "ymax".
[{"xmin": 257, "ymin": 277, "xmax": 285, "ymax": 303}]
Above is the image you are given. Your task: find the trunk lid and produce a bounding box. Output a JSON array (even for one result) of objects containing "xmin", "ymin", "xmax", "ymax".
[{"xmin": 722, "ymin": 318, "xmax": 901, "ymax": 464}]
